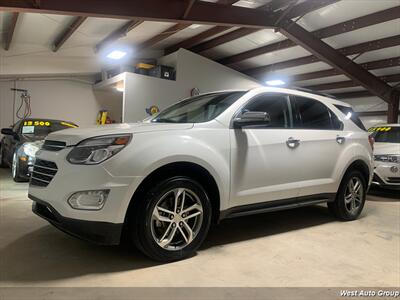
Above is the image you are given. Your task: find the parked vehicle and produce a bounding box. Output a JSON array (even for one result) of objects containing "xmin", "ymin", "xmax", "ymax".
[
  {"xmin": 28, "ymin": 87, "xmax": 373, "ymax": 261},
  {"xmin": 369, "ymin": 124, "xmax": 400, "ymax": 190},
  {"xmin": 0, "ymin": 118, "xmax": 78, "ymax": 182}
]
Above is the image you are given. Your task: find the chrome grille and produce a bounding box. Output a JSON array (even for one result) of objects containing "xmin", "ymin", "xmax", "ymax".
[
  {"xmin": 387, "ymin": 177, "xmax": 400, "ymax": 184},
  {"xmin": 30, "ymin": 159, "xmax": 58, "ymax": 187},
  {"xmin": 42, "ymin": 140, "xmax": 66, "ymax": 151}
]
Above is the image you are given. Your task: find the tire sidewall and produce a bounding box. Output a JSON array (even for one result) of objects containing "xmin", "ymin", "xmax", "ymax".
[
  {"xmin": 336, "ymin": 170, "xmax": 366, "ymax": 220},
  {"xmin": 138, "ymin": 177, "xmax": 212, "ymax": 262}
]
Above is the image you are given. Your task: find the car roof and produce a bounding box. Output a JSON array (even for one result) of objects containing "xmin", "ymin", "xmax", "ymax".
[
  {"xmin": 197, "ymin": 87, "xmax": 351, "ymax": 107},
  {"xmin": 248, "ymin": 87, "xmax": 351, "ymax": 107}
]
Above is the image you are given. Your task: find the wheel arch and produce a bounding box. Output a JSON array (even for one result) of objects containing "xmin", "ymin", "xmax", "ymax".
[
  {"xmin": 342, "ymin": 159, "xmax": 371, "ymax": 186},
  {"xmin": 124, "ymin": 161, "xmax": 221, "ymax": 225}
]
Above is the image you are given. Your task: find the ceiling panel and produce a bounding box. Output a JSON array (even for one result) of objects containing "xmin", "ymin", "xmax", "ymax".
[
  {"xmin": 120, "ymin": 21, "xmax": 176, "ymax": 46},
  {"xmin": 63, "ymin": 17, "xmax": 127, "ymax": 49},
  {"xmin": 154, "ymin": 24, "xmax": 215, "ymax": 49},
  {"xmin": 201, "ymin": 29, "xmax": 286, "ymax": 60},
  {"xmin": 231, "ymin": 45, "xmax": 311, "ymax": 70},
  {"xmin": 323, "ymin": 19, "xmax": 400, "ymax": 49},
  {"xmin": 294, "ymin": 74, "xmax": 350, "ymax": 86},
  {"xmin": 298, "ymin": 0, "xmax": 400, "ymax": 32}
]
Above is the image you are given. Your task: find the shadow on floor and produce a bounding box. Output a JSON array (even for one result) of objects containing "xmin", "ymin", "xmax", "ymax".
[
  {"xmin": 1, "ymin": 205, "xmax": 336, "ymax": 283},
  {"xmin": 367, "ymin": 186, "xmax": 400, "ymax": 201},
  {"xmin": 202, "ymin": 205, "xmax": 335, "ymax": 249}
]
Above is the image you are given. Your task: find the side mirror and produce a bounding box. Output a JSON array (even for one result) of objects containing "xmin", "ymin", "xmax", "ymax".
[
  {"xmin": 1, "ymin": 128, "xmax": 14, "ymax": 136},
  {"xmin": 1, "ymin": 128, "xmax": 19, "ymax": 140},
  {"xmin": 233, "ymin": 111, "xmax": 271, "ymax": 128}
]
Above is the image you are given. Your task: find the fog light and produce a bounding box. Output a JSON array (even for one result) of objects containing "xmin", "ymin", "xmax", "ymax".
[{"xmin": 67, "ymin": 190, "xmax": 110, "ymax": 210}]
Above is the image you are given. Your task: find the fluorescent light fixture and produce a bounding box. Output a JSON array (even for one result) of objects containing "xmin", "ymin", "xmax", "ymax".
[
  {"xmin": 265, "ymin": 79, "xmax": 286, "ymax": 86},
  {"xmin": 345, "ymin": 112, "xmax": 352, "ymax": 120},
  {"xmin": 106, "ymin": 50, "xmax": 127, "ymax": 60},
  {"xmin": 189, "ymin": 24, "xmax": 201, "ymax": 29}
]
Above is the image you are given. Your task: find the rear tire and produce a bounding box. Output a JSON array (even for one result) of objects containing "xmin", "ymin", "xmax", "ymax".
[
  {"xmin": 129, "ymin": 176, "xmax": 212, "ymax": 262},
  {"xmin": 328, "ymin": 170, "xmax": 366, "ymax": 221}
]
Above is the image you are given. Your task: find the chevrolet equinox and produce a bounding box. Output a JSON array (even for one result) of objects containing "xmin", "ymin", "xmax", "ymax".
[{"xmin": 28, "ymin": 87, "xmax": 373, "ymax": 261}]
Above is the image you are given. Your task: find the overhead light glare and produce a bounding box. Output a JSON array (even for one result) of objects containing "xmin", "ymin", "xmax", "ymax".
[
  {"xmin": 345, "ymin": 112, "xmax": 352, "ymax": 120},
  {"xmin": 265, "ymin": 79, "xmax": 286, "ymax": 86},
  {"xmin": 106, "ymin": 50, "xmax": 127, "ymax": 60}
]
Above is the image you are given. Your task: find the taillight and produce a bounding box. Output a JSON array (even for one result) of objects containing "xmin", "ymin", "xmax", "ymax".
[{"xmin": 368, "ymin": 136, "xmax": 374, "ymax": 151}]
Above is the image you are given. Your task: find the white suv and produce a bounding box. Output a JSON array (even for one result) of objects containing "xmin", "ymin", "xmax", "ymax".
[
  {"xmin": 28, "ymin": 87, "xmax": 373, "ymax": 261},
  {"xmin": 369, "ymin": 124, "xmax": 400, "ymax": 189}
]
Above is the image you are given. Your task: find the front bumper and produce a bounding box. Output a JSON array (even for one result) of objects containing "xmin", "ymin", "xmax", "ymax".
[
  {"xmin": 372, "ymin": 161, "xmax": 400, "ymax": 190},
  {"xmin": 30, "ymin": 194, "xmax": 123, "ymax": 245}
]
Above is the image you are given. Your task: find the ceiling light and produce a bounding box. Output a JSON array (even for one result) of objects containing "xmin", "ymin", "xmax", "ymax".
[
  {"xmin": 345, "ymin": 112, "xmax": 352, "ymax": 120},
  {"xmin": 189, "ymin": 24, "xmax": 201, "ymax": 29},
  {"xmin": 116, "ymin": 87, "xmax": 124, "ymax": 92},
  {"xmin": 106, "ymin": 50, "xmax": 127, "ymax": 60},
  {"xmin": 265, "ymin": 79, "xmax": 286, "ymax": 86}
]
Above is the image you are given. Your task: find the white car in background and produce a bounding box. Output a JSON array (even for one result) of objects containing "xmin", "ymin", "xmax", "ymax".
[
  {"xmin": 28, "ymin": 87, "xmax": 373, "ymax": 262},
  {"xmin": 369, "ymin": 124, "xmax": 400, "ymax": 190}
]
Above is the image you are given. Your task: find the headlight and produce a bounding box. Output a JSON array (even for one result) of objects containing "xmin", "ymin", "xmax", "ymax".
[
  {"xmin": 374, "ymin": 155, "xmax": 400, "ymax": 163},
  {"xmin": 66, "ymin": 134, "xmax": 131, "ymax": 165},
  {"xmin": 23, "ymin": 141, "xmax": 44, "ymax": 157}
]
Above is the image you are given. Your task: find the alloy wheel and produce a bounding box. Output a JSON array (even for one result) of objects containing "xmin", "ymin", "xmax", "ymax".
[
  {"xmin": 344, "ymin": 177, "xmax": 363, "ymax": 214},
  {"xmin": 150, "ymin": 188, "xmax": 203, "ymax": 251}
]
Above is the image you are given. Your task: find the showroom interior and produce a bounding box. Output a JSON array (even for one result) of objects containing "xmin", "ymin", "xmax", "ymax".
[{"xmin": 0, "ymin": 0, "xmax": 399, "ymax": 299}]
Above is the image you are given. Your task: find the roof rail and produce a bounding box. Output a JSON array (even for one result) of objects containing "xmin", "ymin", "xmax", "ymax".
[{"xmin": 289, "ymin": 86, "xmax": 338, "ymax": 99}]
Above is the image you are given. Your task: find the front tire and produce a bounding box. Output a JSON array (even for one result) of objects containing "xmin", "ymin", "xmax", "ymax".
[
  {"xmin": 12, "ymin": 151, "xmax": 27, "ymax": 182},
  {"xmin": 328, "ymin": 170, "xmax": 366, "ymax": 221},
  {"xmin": 130, "ymin": 177, "xmax": 212, "ymax": 262}
]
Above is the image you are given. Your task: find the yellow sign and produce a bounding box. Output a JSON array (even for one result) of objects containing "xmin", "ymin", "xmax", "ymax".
[
  {"xmin": 368, "ymin": 126, "xmax": 392, "ymax": 132},
  {"xmin": 24, "ymin": 120, "xmax": 51, "ymax": 126}
]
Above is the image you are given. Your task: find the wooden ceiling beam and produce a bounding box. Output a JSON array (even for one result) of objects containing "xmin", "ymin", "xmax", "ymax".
[
  {"xmin": 331, "ymin": 90, "xmax": 372, "ymax": 99},
  {"xmin": 291, "ymin": 57, "xmax": 400, "ymax": 82},
  {"xmin": 278, "ymin": 20, "xmax": 397, "ymax": 104},
  {"xmin": 189, "ymin": 0, "xmax": 339, "ymax": 53},
  {"xmin": 95, "ymin": 20, "xmax": 143, "ymax": 52},
  {"xmin": 305, "ymin": 73, "xmax": 400, "ymax": 91},
  {"xmin": 3, "ymin": 12, "xmax": 19, "ymax": 51},
  {"xmin": 0, "ymin": 0, "xmax": 278, "ymax": 28},
  {"xmin": 136, "ymin": 23, "xmax": 192, "ymax": 51},
  {"xmin": 219, "ymin": 6, "xmax": 400, "ymax": 66},
  {"xmin": 245, "ymin": 35, "xmax": 400, "ymax": 77},
  {"xmin": 52, "ymin": 16, "xmax": 86, "ymax": 52}
]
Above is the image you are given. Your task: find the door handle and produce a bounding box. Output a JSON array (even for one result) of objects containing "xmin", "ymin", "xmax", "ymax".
[
  {"xmin": 286, "ymin": 137, "xmax": 300, "ymax": 149},
  {"xmin": 336, "ymin": 136, "xmax": 346, "ymax": 144}
]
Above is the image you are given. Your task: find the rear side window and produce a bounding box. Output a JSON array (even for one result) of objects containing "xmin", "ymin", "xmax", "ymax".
[
  {"xmin": 334, "ymin": 105, "xmax": 366, "ymax": 130},
  {"xmin": 242, "ymin": 93, "xmax": 290, "ymax": 128},
  {"xmin": 292, "ymin": 96, "xmax": 338, "ymax": 130}
]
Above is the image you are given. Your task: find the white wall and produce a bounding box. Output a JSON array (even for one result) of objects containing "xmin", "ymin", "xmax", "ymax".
[
  {"xmin": 0, "ymin": 79, "xmax": 101, "ymax": 131},
  {"xmin": 123, "ymin": 49, "xmax": 261, "ymax": 122}
]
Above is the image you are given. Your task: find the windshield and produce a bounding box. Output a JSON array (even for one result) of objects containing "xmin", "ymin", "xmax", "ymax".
[
  {"xmin": 152, "ymin": 91, "xmax": 246, "ymax": 123},
  {"xmin": 370, "ymin": 126, "xmax": 400, "ymax": 143},
  {"xmin": 21, "ymin": 120, "xmax": 78, "ymax": 136}
]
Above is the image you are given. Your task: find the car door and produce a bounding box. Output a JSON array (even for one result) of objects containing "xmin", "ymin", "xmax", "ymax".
[
  {"xmin": 230, "ymin": 93, "xmax": 302, "ymax": 207},
  {"xmin": 289, "ymin": 95, "xmax": 345, "ymax": 197}
]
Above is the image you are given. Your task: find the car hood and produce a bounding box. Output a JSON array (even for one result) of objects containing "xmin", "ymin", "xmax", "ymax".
[
  {"xmin": 46, "ymin": 122, "xmax": 194, "ymax": 146},
  {"xmin": 374, "ymin": 142, "xmax": 400, "ymax": 155},
  {"xmin": 21, "ymin": 134, "xmax": 46, "ymax": 143}
]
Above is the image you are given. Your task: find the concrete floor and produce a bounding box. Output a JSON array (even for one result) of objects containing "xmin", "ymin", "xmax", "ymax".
[{"xmin": 0, "ymin": 168, "xmax": 399, "ymax": 288}]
